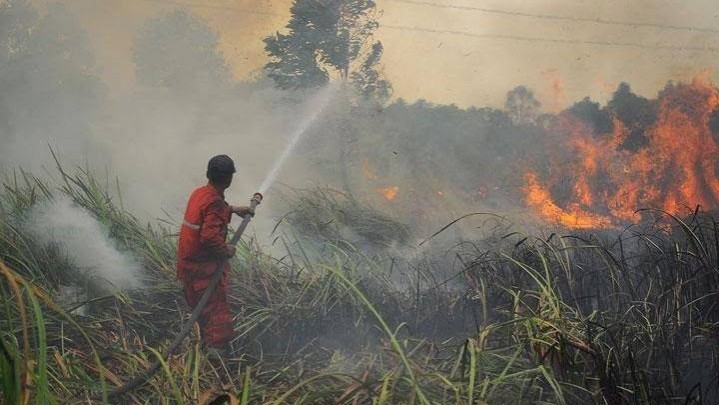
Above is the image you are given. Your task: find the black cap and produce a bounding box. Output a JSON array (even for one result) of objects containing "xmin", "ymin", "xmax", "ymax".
[{"xmin": 206, "ymin": 154, "xmax": 236, "ymax": 181}]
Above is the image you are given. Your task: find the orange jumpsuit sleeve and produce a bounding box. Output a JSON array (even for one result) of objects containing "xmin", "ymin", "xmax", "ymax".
[{"xmin": 199, "ymin": 199, "xmax": 231, "ymax": 259}]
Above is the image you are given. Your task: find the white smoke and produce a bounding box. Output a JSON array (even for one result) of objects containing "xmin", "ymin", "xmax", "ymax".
[{"xmin": 24, "ymin": 197, "xmax": 140, "ymax": 290}]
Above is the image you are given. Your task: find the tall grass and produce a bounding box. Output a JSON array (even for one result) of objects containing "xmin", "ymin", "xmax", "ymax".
[{"xmin": 0, "ymin": 163, "xmax": 717, "ymax": 404}]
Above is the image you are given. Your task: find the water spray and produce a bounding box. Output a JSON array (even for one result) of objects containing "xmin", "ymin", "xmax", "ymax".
[
  {"xmin": 258, "ymin": 84, "xmax": 336, "ymax": 194},
  {"xmin": 94, "ymin": 193, "xmax": 262, "ymax": 401},
  {"xmin": 94, "ymin": 85, "xmax": 333, "ymax": 401}
]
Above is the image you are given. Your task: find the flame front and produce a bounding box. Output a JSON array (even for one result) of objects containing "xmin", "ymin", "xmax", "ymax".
[
  {"xmin": 524, "ymin": 78, "xmax": 719, "ymax": 229},
  {"xmin": 523, "ymin": 172, "xmax": 614, "ymax": 229}
]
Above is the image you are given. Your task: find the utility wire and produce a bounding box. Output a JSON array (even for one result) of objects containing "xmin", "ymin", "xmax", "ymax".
[
  {"xmin": 76, "ymin": 0, "xmax": 719, "ymax": 53},
  {"xmin": 87, "ymin": 0, "xmax": 719, "ymax": 36},
  {"xmin": 388, "ymin": 0, "xmax": 719, "ymax": 34},
  {"xmin": 382, "ymin": 24, "xmax": 719, "ymax": 53},
  {"xmin": 76, "ymin": 0, "xmax": 283, "ymax": 17}
]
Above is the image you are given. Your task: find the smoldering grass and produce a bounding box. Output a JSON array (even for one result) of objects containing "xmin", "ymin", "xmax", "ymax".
[
  {"xmin": 322, "ymin": 260, "xmax": 429, "ymax": 404},
  {"xmin": 277, "ymin": 187, "xmax": 412, "ymax": 252},
  {"xmin": 1, "ymin": 163, "xmax": 718, "ymax": 404}
]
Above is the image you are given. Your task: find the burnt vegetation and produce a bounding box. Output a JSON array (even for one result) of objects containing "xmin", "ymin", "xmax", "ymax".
[
  {"xmin": 2, "ymin": 165, "xmax": 718, "ymax": 404},
  {"xmin": 1, "ymin": 0, "xmax": 719, "ymax": 404}
]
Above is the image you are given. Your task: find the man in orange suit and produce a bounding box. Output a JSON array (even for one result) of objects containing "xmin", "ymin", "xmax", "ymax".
[{"xmin": 176, "ymin": 155, "xmax": 252, "ymax": 353}]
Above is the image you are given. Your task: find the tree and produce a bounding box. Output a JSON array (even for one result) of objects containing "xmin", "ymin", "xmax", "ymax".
[
  {"xmin": 265, "ymin": 0, "xmax": 392, "ymax": 195},
  {"xmin": 607, "ymin": 82, "xmax": 656, "ymax": 127},
  {"xmin": 263, "ymin": 0, "xmax": 390, "ymax": 100},
  {"xmin": 0, "ymin": 0, "xmax": 35, "ymax": 66},
  {"xmin": 0, "ymin": 0, "xmax": 36, "ymax": 136},
  {"xmin": 0, "ymin": 1, "xmax": 104, "ymax": 158},
  {"xmin": 133, "ymin": 9, "xmax": 231, "ymax": 92},
  {"xmin": 505, "ymin": 86, "xmax": 540, "ymax": 125},
  {"xmin": 607, "ymin": 82, "xmax": 656, "ymax": 150},
  {"xmin": 349, "ymin": 41, "xmax": 391, "ymax": 102},
  {"xmin": 566, "ymin": 97, "xmax": 613, "ymax": 134}
]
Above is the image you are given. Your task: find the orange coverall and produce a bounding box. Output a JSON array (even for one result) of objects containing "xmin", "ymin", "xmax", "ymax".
[{"xmin": 177, "ymin": 183, "xmax": 233, "ymax": 349}]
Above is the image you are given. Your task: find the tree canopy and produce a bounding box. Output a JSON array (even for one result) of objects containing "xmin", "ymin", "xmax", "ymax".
[
  {"xmin": 134, "ymin": 9, "xmax": 231, "ymax": 92},
  {"xmin": 567, "ymin": 97, "xmax": 614, "ymax": 134},
  {"xmin": 505, "ymin": 86, "xmax": 540, "ymax": 125},
  {"xmin": 263, "ymin": 0, "xmax": 390, "ymax": 101},
  {"xmin": 0, "ymin": 0, "xmax": 103, "ymax": 149}
]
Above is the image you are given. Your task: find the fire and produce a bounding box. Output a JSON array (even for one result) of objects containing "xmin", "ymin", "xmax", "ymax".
[
  {"xmin": 523, "ymin": 172, "xmax": 614, "ymax": 229},
  {"xmin": 524, "ymin": 78, "xmax": 719, "ymax": 229},
  {"xmin": 363, "ymin": 157, "xmax": 398, "ymax": 200},
  {"xmin": 377, "ymin": 186, "xmax": 398, "ymax": 201}
]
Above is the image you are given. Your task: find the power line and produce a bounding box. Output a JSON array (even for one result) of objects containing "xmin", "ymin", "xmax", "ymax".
[
  {"xmin": 382, "ymin": 24, "xmax": 719, "ymax": 53},
  {"xmin": 388, "ymin": 0, "xmax": 719, "ymax": 34},
  {"xmin": 140, "ymin": 0, "xmax": 280, "ymax": 16},
  {"xmin": 73, "ymin": 0, "xmax": 719, "ymax": 53},
  {"xmin": 76, "ymin": 0, "xmax": 283, "ymax": 17}
]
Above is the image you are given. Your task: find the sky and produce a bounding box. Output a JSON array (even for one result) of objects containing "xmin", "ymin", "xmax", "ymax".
[{"xmin": 32, "ymin": 0, "xmax": 719, "ymax": 110}]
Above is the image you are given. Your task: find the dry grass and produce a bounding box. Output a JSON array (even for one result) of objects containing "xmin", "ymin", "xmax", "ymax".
[{"xmin": 1, "ymin": 164, "xmax": 717, "ymax": 404}]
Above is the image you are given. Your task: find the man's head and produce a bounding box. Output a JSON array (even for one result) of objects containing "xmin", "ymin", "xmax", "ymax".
[{"xmin": 206, "ymin": 154, "xmax": 236, "ymax": 189}]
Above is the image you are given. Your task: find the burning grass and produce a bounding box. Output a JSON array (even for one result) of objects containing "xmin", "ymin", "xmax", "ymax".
[
  {"xmin": 1, "ymin": 164, "xmax": 718, "ymax": 404},
  {"xmin": 525, "ymin": 79, "xmax": 719, "ymax": 230}
]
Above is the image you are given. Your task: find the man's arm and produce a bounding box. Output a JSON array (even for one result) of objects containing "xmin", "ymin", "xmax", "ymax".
[
  {"xmin": 200, "ymin": 200, "xmax": 233, "ymax": 258},
  {"xmin": 231, "ymin": 205, "xmax": 254, "ymax": 217}
]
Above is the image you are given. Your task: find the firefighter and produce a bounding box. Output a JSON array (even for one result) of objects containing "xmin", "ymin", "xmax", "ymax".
[{"xmin": 176, "ymin": 154, "xmax": 253, "ymax": 354}]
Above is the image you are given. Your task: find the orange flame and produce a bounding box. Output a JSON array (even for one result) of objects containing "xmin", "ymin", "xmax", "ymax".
[
  {"xmin": 377, "ymin": 186, "xmax": 398, "ymax": 201},
  {"xmin": 523, "ymin": 172, "xmax": 614, "ymax": 229},
  {"xmin": 524, "ymin": 78, "xmax": 719, "ymax": 229}
]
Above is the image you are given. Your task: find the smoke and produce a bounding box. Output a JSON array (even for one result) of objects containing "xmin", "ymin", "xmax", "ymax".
[
  {"xmin": 0, "ymin": 2, "xmax": 326, "ymax": 245},
  {"xmin": 379, "ymin": 0, "xmax": 719, "ymax": 108},
  {"xmin": 2, "ymin": 0, "xmax": 718, "ymax": 251},
  {"xmin": 0, "ymin": 2, "xmax": 104, "ymax": 171},
  {"xmin": 24, "ymin": 197, "xmax": 140, "ymax": 290},
  {"xmin": 98, "ymin": 83, "xmax": 330, "ymax": 248}
]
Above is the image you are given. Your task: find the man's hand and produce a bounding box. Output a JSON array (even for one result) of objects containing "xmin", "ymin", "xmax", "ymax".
[
  {"xmin": 225, "ymin": 244, "xmax": 236, "ymax": 258},
  {"xmin": 232, "ymin": 205, "xmax": 255, "ymax": 218}
]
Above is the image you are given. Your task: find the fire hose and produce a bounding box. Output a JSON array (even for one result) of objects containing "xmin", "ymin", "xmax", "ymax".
[{"xmin": 92, "ymin": 192, "xmax": 263, "ymax": 402}]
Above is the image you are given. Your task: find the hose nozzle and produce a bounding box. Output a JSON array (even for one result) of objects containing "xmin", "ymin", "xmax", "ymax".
[{"xmin": 229, "ymin": 192, "xmax": 263, "ymax": 246}]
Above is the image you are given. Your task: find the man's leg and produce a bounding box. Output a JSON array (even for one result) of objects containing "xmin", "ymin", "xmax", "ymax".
[
  {"xmin": 200, "ymin": 283, "xmax": 234, "ymax": 350},
  {"xmin": 183, "ymin": 274, "xmax": 233, "ymax": 351}
]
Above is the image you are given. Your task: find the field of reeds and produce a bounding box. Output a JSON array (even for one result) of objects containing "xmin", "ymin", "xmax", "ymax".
[{"xmin": 1, "ymin": 163, "xmax": 718, "ymax": 404}]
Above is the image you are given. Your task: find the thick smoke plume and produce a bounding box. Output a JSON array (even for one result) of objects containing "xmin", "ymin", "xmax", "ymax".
[
  {"xmin": 25, "ymin": 197, "xmax": 140, "ymax": 289},
  {"xmin": 2, "ymin": 0, "xmax": 719, "ymax": 245}
]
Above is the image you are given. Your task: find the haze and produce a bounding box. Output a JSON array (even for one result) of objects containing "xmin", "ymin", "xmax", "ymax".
[{"xmin": 30, "ymin": 0, "xmax": 719, "ymax": 109}]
